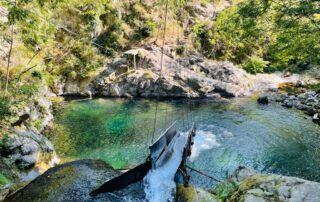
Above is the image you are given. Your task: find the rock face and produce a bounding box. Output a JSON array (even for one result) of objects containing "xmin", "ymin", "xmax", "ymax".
[
  {"xmin": 5, "ymin": 160, "xmax": 145, "ymax": 202},
  {"xmin": 226, "ymin": 166, "xmax": 320, "ymax": 202},
  {"xmin": 0, "ymin": 85, "xmax": 58, "ymax": 183},
  {"xmin": 94, "ymin": 46, "xmax": 253, "ymax": 98}
]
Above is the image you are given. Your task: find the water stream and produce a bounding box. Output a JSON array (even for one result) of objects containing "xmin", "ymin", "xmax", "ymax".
[{"xmin": 47, "ymin": 97, "xmax": 320, "ymax": 190}]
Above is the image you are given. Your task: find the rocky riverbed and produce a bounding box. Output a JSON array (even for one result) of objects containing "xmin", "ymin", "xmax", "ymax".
[{"xmin": 258, "ymin": 83, "xmax": 320, "ymax": 125}]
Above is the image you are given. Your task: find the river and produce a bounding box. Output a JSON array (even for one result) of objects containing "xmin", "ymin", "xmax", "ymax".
[{"xmin": 47, "ymin": 97, "xmax": 320, "ymax": 189}]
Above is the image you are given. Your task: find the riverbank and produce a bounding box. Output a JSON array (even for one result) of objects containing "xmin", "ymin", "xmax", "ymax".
[
  {"xmin": 179, "ymin": 166, "xmax": 320, "ymax": 202},
  {"xmin": 4, "ymin": 159, "xmax": 320, "ymax": 201},
  {"xmin": 259, "ymin": 83, "xmax": 320, "ymax": 125}
]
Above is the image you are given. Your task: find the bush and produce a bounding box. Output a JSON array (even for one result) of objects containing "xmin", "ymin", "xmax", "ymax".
[
  {"xmin": 0, "ymin": 97, "xmax": 11, "ymax": 120},
  {"xmin": 134, "ymin": 19, "xmax": 156, "ymax": 40},
  {"xmin": 0, "ymin": 173, "xmax": 10, "ymax": 186},
  {"xmin": 241, "ymin": 56, "xmax": 269, "ymax": 74},
  {"xmin": 175, "ymin": 45, "xmax": 186, "ymax": 55},
  {"xmin": 32, "ymin": 70, "xmax": 42, "ymax": 79},
  {"xmin": 17, "ymin": 84, "xmax": 38, "ymax": 97},
  {"xmin": 0, "ymin": 134, "xmax": 11, "ymax": 150},
  {"xmin": 212, "ymin": 181, "xmax": 238, "ymax": 201}
]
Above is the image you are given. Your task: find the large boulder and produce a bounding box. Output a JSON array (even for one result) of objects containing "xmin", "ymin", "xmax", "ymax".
[
  {"xmin": 5, "ymin": 160, "xmax": 145, "ymax": 202},
  {"xmin": 226, "ymin": 166, "xmax": 320, "ymax": 202}
]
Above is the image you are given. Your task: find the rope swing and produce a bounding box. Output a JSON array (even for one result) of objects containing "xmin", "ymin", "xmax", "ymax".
[{"xmin": 151, "ymin": 0, "xmax": 169, "ymax": 144}]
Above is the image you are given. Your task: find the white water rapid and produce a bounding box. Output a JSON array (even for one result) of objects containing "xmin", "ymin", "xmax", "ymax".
[{"xmin": 143, "ymin": 132, "xmax": 188, "ymax": 202}]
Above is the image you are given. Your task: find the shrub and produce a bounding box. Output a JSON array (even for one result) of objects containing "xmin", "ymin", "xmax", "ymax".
[
  {"xmin": 0, "ymin": 134, "xmax": 11, "ymax": 151},
  {"xmin": 212, "ymin": 181, "xmax": 238, "ymax": 201},
  {"xmin": 0, "ymin": 97, "xmax": 11, "ymax": 120},
  {"xmin": 241, "ymin": 56, "xmax": 269, "ymax": 74},
  {"xmin": 17, "ymin": 84, "xmax": 38, "ymax": 97},
  {"xmin": 134, "ymin": 19, "xmax": 156, "ymax": 40},
  {"xmin": 175, "ymin": 45, "xmax": 186, "ymax": 55},
  {"xmin": 32, "ymin": 70, "xmax": 42, "ymax": 79},
  {"xmin": 0, "ymin": 173, "xmax": 10, "ymax": 186}
]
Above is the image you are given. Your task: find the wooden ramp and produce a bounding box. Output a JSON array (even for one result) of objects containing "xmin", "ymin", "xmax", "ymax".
[{"xmin": 90, "ymin": 122, "xmax": 196, "ymax": 196}]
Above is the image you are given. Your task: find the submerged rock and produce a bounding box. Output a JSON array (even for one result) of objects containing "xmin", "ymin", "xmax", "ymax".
[{"xmin": 5, "ymin": 160, "xmax": 145, "ymax": 202}]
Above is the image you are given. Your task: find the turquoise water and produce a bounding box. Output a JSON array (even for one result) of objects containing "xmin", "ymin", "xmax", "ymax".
[{"xmin": 49, "ymin": 97, "xmax": 320, "ymax": 187}]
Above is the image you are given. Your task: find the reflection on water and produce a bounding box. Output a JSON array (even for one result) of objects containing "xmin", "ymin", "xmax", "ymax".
[{"xmin": 48, "ymin": 97, "xmax": 320, "ymax": 188}]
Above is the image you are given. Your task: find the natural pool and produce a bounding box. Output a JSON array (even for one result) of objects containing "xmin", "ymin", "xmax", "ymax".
[{"xmin": 47, "ymin": 97, "xmax": 320, "ymax": 188}]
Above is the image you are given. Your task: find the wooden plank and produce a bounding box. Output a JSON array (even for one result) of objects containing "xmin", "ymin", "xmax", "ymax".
[
  {"xmin": 149, "ymin": 121, "xmax": 177, "ymax": 168},
  {"xmin": 90, "ymin": 160, "xmax": 151, "ymax": 196},
  {"xmin": 175, "ymin": 124, "xmax": 196, "ymax": 185}
]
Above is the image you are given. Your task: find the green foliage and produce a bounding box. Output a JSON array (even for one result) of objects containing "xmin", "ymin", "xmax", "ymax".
[
  {"xmin": 0, "ymin": 173, "xmax": 10, "ymax": 186},
  {"xmin": 16, "ymin": 84, "xmax": 39, "ymax": 97},
  {"xmin": 33, "ymin": 119, "xmax": 43, "ymax": 131},
  {"xmin": 0, "ymin": 97, "xmax": 11, "ymax": 120},
  {"xmin": 307, "ymin": 83, "xmax": 320, "ymax": 93},
  {"xmin": 212, "ymin": 180, "xmax": 239, "ymax": 201},
  {"xmin": 194, "ymin": 0, "xmax": 320, "ymax": 73},
  {"xmin": 175, "ymin": 45, "xmax": 186, "ymax": 55},
  {"xmin": 32, "ymin": 70, "xmax": 42, "ymax": 79},
  {"xmin": 133, "ymin": 19, "xmax": 156, "ymax": 40},
  {"xmin": 241, "ymin": 55, "xmax": 269, "ymax": 74},
  {"xmin": 8, "ymin": 4, "xmax": 28, "ymax": 24},
  {"xmin": 0, "ymin": 134, "xmax": 11, "ymax": 151},
  {"xmin": 192, "ymin": 20, "xmax": 213, "ymax": 55}
]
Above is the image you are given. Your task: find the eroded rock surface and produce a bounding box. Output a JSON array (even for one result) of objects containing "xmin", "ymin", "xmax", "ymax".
[
  {"xmin": 5, "ymin": 160, "xmax": 145, "ymax": 202},
  {"xmin": 94, "ymin": 46, "xmax": 253, "ymax": 98},
  {"xmin": 227, "ymin": 166, "xmax": 320, "ymax": 202}
]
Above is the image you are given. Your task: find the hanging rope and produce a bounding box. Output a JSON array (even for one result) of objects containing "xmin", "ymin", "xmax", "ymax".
[
  {"xmin": 151, "ymin": 0, "xmax": 169, "ymax": 144},
  {"xmin": 186, "ymin": 165, "xmax": 221, "ymax": 183}
]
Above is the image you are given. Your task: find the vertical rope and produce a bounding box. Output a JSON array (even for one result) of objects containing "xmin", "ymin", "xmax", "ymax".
[
  {"xmin": 133, "ymin": 54, "xmax": 136, "ymax": 70},
  {"xmin": 151, "ymin": 0, "xmax": 169, "ymax": 144}
]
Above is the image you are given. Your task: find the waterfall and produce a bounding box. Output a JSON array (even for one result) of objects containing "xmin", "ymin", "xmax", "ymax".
[{"xmin": 143, "ymin": 132, "xmax": 188, "ymax": 202}]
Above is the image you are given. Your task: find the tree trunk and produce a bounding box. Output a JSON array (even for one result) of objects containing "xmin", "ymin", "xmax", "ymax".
[{"xmin": 4, "ymin": 25, "xmax": 14, "ymax": 96}]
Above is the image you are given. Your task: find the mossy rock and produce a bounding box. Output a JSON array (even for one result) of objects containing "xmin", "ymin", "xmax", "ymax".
[{"xmin": 176, "ymin": 185, "xmax": 219, "ymax": 202}]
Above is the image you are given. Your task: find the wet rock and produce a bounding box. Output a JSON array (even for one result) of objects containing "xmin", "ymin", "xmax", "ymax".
[
  {"xmin": 5, "ymin": 160, "xmax": 145, "ymax": 202},
  {"xmin": 257, "ymin": 95, "xmax": 269, "ymax": 104},
  {"xmin": 282, "ymin": 100, "xmax": 293, "ymax": 108},
  {"xmin": 123, "ymin": 93, "xmax": 133, "ymax": 99},
  {"xmin": 271, "ymin": 88, "xmax": 320, "ymax": 125},
  {"xmin": 313, "ymin": 113, "xmax": 320, "ymax": 124},
  {"xmin": 205, "ymin": 93, "xmax": 221, "ymax": 99}
]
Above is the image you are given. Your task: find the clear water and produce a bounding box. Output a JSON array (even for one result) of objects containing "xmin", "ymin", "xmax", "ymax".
[{"xmin": 48, "ymin": 97, "xmax": 320, "ymax": 188}]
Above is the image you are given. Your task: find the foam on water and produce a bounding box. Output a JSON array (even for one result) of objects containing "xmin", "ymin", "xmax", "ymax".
[
  {"xmin": 143, "ymin": 132, "xmax": 188, "ymax": 202},
  {"xmin": 189, "ymin": 130, "xmax": 221, "ymax": 162}
]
